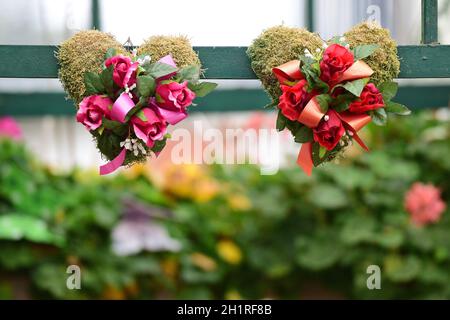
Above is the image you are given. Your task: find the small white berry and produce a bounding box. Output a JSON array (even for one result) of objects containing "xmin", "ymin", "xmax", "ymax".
[
  {"xmin": 324, "ymin": 115, "xmax": 330, "ymax": 121},
  {"xmin": 348, "ymin": 131, "xmax": 354, "ymax": 136},
  {"xmin": 340, "ymin": 36, "xmax": 346, "ymax": 42}
]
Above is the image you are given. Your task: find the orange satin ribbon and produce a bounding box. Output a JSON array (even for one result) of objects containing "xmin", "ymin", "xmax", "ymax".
[
  {"xmin": 272, "ymin": 60, "xmax": 304, "ymax": 84},
  {"xmin": 273, "ymin": 59, "xmax": 374, "ymax": 176}
]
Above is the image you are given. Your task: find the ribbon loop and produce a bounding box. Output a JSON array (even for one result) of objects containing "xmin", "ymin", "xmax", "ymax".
[{"xmin": 272, "ymin": 60, "xmax": 303, "ymax": 84}]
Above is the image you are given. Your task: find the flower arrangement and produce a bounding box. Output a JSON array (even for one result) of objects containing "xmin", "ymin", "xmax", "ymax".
[
  {"xmin": 248, "ymin": 23, "xmax": 411, "ymax": 175},
  {"xmin": 58, "ymin": 31, "xmax": 216, "ymax": 175}
]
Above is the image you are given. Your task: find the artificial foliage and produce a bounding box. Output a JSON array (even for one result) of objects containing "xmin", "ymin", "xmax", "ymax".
[{"xmin": 0, "ymin": 111, "xmax": 449, "ymax": 299}]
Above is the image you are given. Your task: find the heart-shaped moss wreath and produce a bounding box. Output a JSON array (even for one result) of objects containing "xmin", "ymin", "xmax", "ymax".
[
  {"xmin": 247, "ymin": 22, "xmax": 409, "ymax": 175},
  {"xmin": 57, "ymin": 30, "xmax": 216, "ymax": 174}
]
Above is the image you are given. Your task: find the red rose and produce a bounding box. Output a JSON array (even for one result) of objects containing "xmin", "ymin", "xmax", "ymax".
[
  {"xmin": 348, "ymin": 83, "xmax": 385, "ymax": 114},
  {"xmin": 320, "ymin": 44, "xmax": 354, "ymax": 86},
  {"xmin": 313, "ymin": 110, "xmax": 345, "ymax": 151},
  {"xmin": 104, "ymin": 55, "xmax": 138, "ymax": 88},
  {"xmin": 278, "ymin": 79, "xmax": 310, "ymax": 121}
]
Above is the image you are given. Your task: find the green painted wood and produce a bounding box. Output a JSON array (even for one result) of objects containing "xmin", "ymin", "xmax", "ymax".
[
  {"xmin": 0, "ymin": 45, "xmax": 450, "ymax": 79},
  {"xmin": 306, "ymin": 0, "xmax": 315, "ymax": 32},
  {"xmin": 421, "ymin": 0, "xmax": 439, "ymax": 44},
  {"xmin": 1, "ymin": 86, "xmax": 448, "ymax": 116},
  {"xmin": 91, "ymin": 0, "xmax": 101, "ymax": 30}
]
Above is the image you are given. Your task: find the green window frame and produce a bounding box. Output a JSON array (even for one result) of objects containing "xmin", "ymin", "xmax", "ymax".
[{"xmin": 0, "ymin": 0, "xmax": 449, "ymax": 115}]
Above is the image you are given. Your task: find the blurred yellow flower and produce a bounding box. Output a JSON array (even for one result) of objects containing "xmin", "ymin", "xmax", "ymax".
[
  {"xmin": 123, "ymin": 163, "xmax": 148, "ymax": 179},
  {"xmin": 217, "ymin": 240, "xmax": 242, "ymax": 265},
  {"xmin": 190, "ymin": 252, "xmax": 218, "ymax": 272},
  {"xmin": 161, "ymin": 164, "xmax": 219, "ymax": 202},
  {"xmin": 101, "ymin": 285, "xmax": 126, "ymax": 300},
  {"xmin": 227, "ymin": 194, "xmax": 252, "ymax": 211},
  {"xmin": 160, "ymin": 258, "xmax": 179, "ymax": 279},
  {"xmin": 192, "ymin": 179, "xmax": 220, "ymax": 203},
  {"xmin": 225, "ymin": 289, "xmax": 242, "ymax": 300}
]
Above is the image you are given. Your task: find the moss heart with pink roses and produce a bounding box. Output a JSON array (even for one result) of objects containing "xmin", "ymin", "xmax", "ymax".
[{"xmin": 58, "ymin": 30, "xmax": 217, "ymax": 174}]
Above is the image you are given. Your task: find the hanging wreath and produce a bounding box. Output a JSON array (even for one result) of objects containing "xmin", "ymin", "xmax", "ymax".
[
  {"xmin": 248, "ymin": 23, "xmax": 411, "ymax": 175},
  {"xmin": 58, "ymin": 31, "xmax": 217, "ymax": 174}
]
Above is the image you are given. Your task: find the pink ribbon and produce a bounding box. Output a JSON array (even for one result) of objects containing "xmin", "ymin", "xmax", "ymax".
[
  {"xmin": 99, "ymin": 54, "xmax": 178, "ymax": 175},
  {"xmin": 99, "ymin": 148, "xmax": 127, "ymax": 175},
  {"xmin": 111, "ymin": 92, "xmax": 135, "ymax": 123}
]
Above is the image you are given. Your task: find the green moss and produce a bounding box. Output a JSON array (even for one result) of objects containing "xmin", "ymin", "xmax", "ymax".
[
  {"xmin": 138, "ymin": 35, "xmax": 200, "ymax": 68},
  {"xmin": 344, "ymin": 22, "xmax": 400, "ymax": 85},
  {"xmin": 247, "ymin": 25, "xmax": 323, "ymax": 101},
  {"xmin": 57, "ymin": 30, "xmax": 126, "ymax": 104}
]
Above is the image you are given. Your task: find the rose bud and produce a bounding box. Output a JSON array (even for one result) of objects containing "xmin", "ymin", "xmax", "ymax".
[{"xmin": 313, "ymin": 110, "xmax": 345, "ymax": 151}]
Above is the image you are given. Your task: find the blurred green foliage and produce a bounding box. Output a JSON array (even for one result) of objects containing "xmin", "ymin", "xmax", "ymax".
[{"xmin": 0, "ymin": 110, "xmax": 449, "ymax": 299}]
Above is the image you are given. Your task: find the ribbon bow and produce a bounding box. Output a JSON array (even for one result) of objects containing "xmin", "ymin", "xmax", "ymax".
[
  {"xmin": 99, "ymin": 55, "xmax": 177, "ymax": 175},
  {"xmin": 272, "ymin": 59, "xmax": 374, "ymax": 176}
]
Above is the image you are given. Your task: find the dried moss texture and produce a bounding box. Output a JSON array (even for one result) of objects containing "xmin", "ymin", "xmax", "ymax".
[
  {"xmin": 344, "ymin": 22, "xmax": 400, "ymax": 85},
  {"xmin": 58, "ymin": 30, "xmax": 126, "ymax": 104},
  {"xmin": 247, "ymin": 26, "xmax": 323, "ymax": 100},
  {"xmin": 138, "ymin": 35, "xmax": 200, "ymax": 68}
]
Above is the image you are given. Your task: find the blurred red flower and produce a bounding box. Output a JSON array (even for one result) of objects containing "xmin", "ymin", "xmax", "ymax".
[{"xmin": 404, "ymin": 182, "xmax": 446, "ymax": 226}]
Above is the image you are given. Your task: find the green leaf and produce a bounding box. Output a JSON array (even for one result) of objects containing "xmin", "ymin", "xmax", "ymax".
[
  {"xmin": 101, "ymin": 118, "xmax": 128, "ymax": 136},
  {"xmin": 264, "ymin": 100, "xmax": 278, "ymax": 109},
  {"xmin": 315, "ymin": 94, "xmax": 331, "ymax": 113},
  {"xmin": 352, "ymin": 44, "xmax": 379, "ymax": 60},
  {"xmin": 333, "ymin": 78, "xmax": 369, "ymax": 97},
  {"xmin": 0, "ymin": 214, "xmax": 63, "ymax": 245},
  {"xmin": 333, "ymin": 100, "xmax": 351, "ymax": 112},
  {"xmin": 137, "ymin": 75, "xmax": 156, "ymax": 97},
  {"xmin": 188, "ymin": 81, "xmax": 218, "ymax": 97},
  {"xmin": 385, "ymin": 101, "xmax": 411, "ymax": 115},
  {"xmin": 311, "ymin": 142, "xmax": 331, "ymax": 166},
  {"xmin": 152, "ymin": 138, "xmax": 167, "ymax": 153},
  {"xmin": 378, "ymin": 81, "xmax": 399, "ymax": 101},
  {"xmin": 307, "ymin": 184, "xmax": 348, "ymax": 209},
  {"xmin": 100, "ymin": 65, "xmax": 114, "ymax": 95},
  {"xmin": 319, "ymin": 145, "xmax": 327, "ymax": 158},
  {"xmin": 276, "ymin": 111, "xmax": 287, "ymax": 131},
  {"xmin": 84, "ymin": 72, "xmax": 104, "ymax": 95},
  {"xmin": 104, "ymin": 47, "xmax": 117, "ymax": 60},
  {"xmin": 371, "ymin": 108, "xmax": 387, "ymax": 126},
  {"xmin": 135, "ymin": 109, "xmax": 148, "ymax": 122},
  {"xmin": 178, "ymin": 65, "xmax": 201, "ymax": 82},
  {"xmin": 294, "ymin": 126, "xmax": 313, "ymax": 143},
  {"xmin": 146, "ymin": 62, "xmax": 178, "ymax": 79}
]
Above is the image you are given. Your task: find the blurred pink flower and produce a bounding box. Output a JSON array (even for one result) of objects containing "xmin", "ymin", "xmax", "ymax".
[
  {"xmin": 0, "ymin": 116, "xmax": 22, "ymax": 140},
  {"xmin": 404, "ymin": 182, "xmax": 446, "ymax": 226}
]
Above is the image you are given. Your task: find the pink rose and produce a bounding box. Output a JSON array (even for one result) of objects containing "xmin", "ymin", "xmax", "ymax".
[
  {"xmin": 0, "ymin": 116, "xmax": 22, "ymax": 140},
  {"xmin": 104, "ymin": 55, "xmax": 138, "ymax": 88},
  {"xmin": 76, "ymin": 95, "xmax": 112, "ymax": 131},
  {"xmin": 155, "ymin": 81, "xmax": 195, "ymax": 112},
  {"xmin": 131, "ymin": 108, "xmax": 167, "ymax": 148},
  {"xmin": 404, "ymin": 183, "xmax": 446, "ymax": 226}
]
